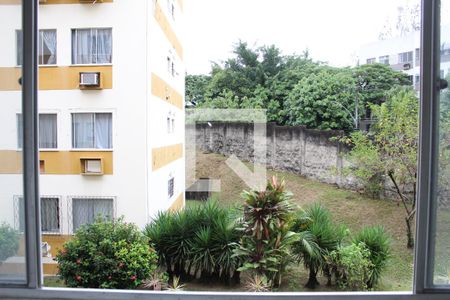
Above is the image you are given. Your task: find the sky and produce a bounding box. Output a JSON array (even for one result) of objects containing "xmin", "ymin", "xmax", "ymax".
[{"xmin": 184, "ymin": 0, "xmax": 420, "ymax": 75}]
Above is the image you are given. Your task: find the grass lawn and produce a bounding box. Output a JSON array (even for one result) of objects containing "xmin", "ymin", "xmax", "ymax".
[{"xmin": 188, "ymin": 151, "xmax": 414, "ymax": 292}]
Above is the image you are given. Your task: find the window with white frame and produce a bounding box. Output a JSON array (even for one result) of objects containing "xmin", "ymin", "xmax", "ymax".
[
  {"xmin": 378, "ymin": 55, "xmax": 389, "ymax": 65},
  {"xmin": 366, "ymin": 57, "xmax": 375, "ymax": 64},
  {"xmin": 17, "ymin": 196, "xmax": 60, "ymax": 233},
  {"xmin": 72, "ymin": 113, "xmax": 112, "ymax": 149},
  {"xmin": 167, "ymin": 50, "xmax": 176, "ymax": 76},
  {"xmin": 167, "ymin": 112, "xmax": 175, "ymax": 133},
  {"xmin": 16, "ymin": 29, "xmax": 57, "ymax": 66},
  {"xmin": 72, "ymin": 28, "xmax": 112, "ymax": 64},
  {"xmin": 71, "ymin": 197, "xmax": 114, "ymax": 232},
  {"xmin": 168, "ymin": 175, "xmax": 174, "ymax": 198},
  {"xmin": 398, "ymin": 51, "xmax": 413, "ymax": 63},
  {"xmin": 167, "ymin": 0, "xmax": 175, "ymax": 20},
  {"xmin": 17, "ymin": 113, "xmax": 57, "ymax": 149}
]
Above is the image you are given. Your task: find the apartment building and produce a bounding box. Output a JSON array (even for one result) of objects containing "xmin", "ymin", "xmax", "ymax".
[
  {"xmin": 358, "ymin": 24, "xmax": 450, "ymax": 91},
  {"xmin": 0, "ymin": 0, "xmax": 185, "ymax": 275}
]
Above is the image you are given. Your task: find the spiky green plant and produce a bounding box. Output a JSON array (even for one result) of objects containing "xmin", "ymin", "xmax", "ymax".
[
  {"xmin": 291, "ymin": 203, "xmax": 348, "ymax": 289},
  {"xmin": 353, "ymin": 226, "xmax": 390, "ymax": 288},
  {"xmin": 234, "ymin": 176, "xmax": 298, "ymax": 288}
]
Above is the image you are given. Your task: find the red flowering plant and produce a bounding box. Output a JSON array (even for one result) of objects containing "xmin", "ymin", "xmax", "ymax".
[{"xmin": 55, "ymin": 217, "xmax": 158, "ymax": 289}]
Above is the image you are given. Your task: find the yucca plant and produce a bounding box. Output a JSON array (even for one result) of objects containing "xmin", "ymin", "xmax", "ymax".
[
  {"xmin": 244, "ymin": 274, "xmax": 271, "ymax": 292},
  {"xmin": 291, "ymin": 203, "xmax": 348, "ymax": 289},
  {"xmin": 353, "ymin": 226, "xmax": 390, "ymax": 288},
  {"xmin": 234, "ymin": 176, "xmax": 298, "ymax": 288}
]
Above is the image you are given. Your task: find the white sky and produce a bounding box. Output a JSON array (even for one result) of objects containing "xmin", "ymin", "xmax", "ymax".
[{"xmin": 184, "ymin": 0, "xmax": 420, "ymax": 75}]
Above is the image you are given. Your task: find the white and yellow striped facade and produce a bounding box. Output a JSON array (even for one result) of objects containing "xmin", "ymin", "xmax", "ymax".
[{"xmin": 0, "ymin": 0, "xmax": 185, "ymax": 274}]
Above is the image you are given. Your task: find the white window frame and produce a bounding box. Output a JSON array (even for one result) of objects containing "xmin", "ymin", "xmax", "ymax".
[
  {"xmin": 168, "ymin": 173, "xmax": 175, "ymax": 199},
  {"xmin": 67, "ymin": 196, "xmax": 116, "ymax": 234},
  {"xmin": 71, "ymin": 27, "xmax": 113, "ymax": 66},
  {"xmin": 17, "ymin": 112, "xmax": 58, "ymax": 150},
  {"xmin": 14, "ymin": 195, "xmax": 62, "ymax": 235},
  {"xmin": 379, "ymin": 55, "xmax": 390, "ymax": 65},
  {"xmin": 16, "ymin": 29, "xmax": 57, "ymax": 66},
  {"xmin": 366, "ymin": 57, "xmax": 376, "ymax": 64},
  {"xmin": 399, "ymin": 51, "xmax": 414, "ymax": 63},
  {"xmin": 71, "ymin": 111, "xmax": 114, "ymax": 150}
]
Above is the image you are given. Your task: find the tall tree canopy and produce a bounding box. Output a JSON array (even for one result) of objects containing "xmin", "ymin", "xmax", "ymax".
[{"xmin": 187, "ymin": 41, "xmax": 410, "ymax": 130}]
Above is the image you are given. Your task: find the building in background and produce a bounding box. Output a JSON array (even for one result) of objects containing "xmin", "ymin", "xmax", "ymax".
[
  {"xmin": 358, "ymin": 24, "xmax": 450, "ymax": 92},
  {"xmin": 0, "ymin": 0, "xmax": 185, "ymax": 275}
]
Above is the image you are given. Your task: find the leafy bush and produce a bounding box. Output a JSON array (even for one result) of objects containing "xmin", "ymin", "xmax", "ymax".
[
  {"xmin": 328, "ymin": 242, "xmax": 373, "ymax": 290},
  {"xmin": 144, "ymin": 200, "xmax": 242, "ymax": 283},
  {"xmin": 353, "ymin": 226, "xmax": 390, "ymax": 288},
  {"xmin": 234, "ymin": 176, "xmax": 298, "ymax": 288},
  {"xmin": 0, "ymin": 223, "xmax": 20, "ymax": 263},
  {"xmin": 291, "ymin": 203, "xmax": 348, "ymax": 289},
  {"xmin": 55, "ymin": 218, "xmax": 158, "ymax": 289}
]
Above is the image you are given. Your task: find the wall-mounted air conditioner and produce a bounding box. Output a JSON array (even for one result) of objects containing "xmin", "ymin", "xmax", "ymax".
[
  {"xmin": 79, "ymin": 72, "xmax": 101, "ymax": 89},
  {"xmin": 403, "ymin": 63, "xmax": 411, "ymax": 70},
  {"xmin": 80, "ymin": 158, "xmax": 103, "ymax": 175}
]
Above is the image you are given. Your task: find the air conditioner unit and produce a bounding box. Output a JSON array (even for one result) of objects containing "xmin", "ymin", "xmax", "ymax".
[
  {"xmin": 81, "ymin": 158, "xmax": 103, "ymax": 175},
  {"xmin": 79, "ymin": 72, "xmax": 101, "ymax": 88},
  {"xmin": 403, "ymin": 63, "xmax": 411, "ymax": 70}
]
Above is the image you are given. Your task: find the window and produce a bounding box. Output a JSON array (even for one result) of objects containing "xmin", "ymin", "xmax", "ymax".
[
  {"xmin": 415, "ymin": 48, "xmax": 420, "ymax": 65},
  {"xmin": 366, "ymin": 57, "xmax": 375, "ymax": 64},
  {"xmin": 167, "ymin": 51, "xmax": 176, "ymax": 76},
  {"xmin": 17, "ymin": 197, "xmax": 60, "ymax": 233},
  {"xmin": 72, "ymin": 113, "xmax": 112, "ymax": 149},
  {"xmin": 72, "ymin": 28, "xmax": 112, "ymax": 64},
  {"xmin": 168, "ymin": 176, "xmax": 174, "ymax": 198},
  {"xmin": 415, "ymin": 74, "xmax": 420, "ymax": 84},
  {"xmin": 398, "ymin": 51, "xmax": 413, "ymax": 63},
  {"xmin": 167, "ymin": 112, "xmax": 175, "ymax": 133},
  {"xmin": 17, "ymin": 113, "xmax": 57, "ymax": 149},
  {"xmin": 167, "ymin": 0, "xmax": 175, "ymax": 20},
  {"xmin": 378, "ymin": 55, "xmax": 389, "ymax": 65},
  {"xmin": 16, "ymin": 29, "xmax": 56, "ymax": 65},
  {"xmin": 71, "ymin": 198, "xmax": 114, "ymax": 232}
]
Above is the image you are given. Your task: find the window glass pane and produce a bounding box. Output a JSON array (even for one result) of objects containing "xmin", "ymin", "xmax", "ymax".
[
  {"xmin": 433, "ymin": 0, "xmax": 450, "ymax": 285},
  {"xmin": 39, "ymin": 114, "xmax": 57, "ymax": 149},
  {"xmin": 0, "ymin": 1, "xmax": 25, "ymax": 283},
  {"xmin": 72, "ymin": 198, "xmax": 113, "ymax": 232},
  {"xmin": 72, "ymin": 113, "xmax": 94, "ymax": 148},
  {"xmin": 72, "ymin": 28, "xmax": 111, "ymax": 64},
  {"xmin": 94, "ymin": 113, "xmax": 112, "ymax": 149}
]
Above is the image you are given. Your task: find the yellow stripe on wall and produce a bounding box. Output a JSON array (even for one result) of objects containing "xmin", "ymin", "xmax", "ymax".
[
  {"xmin": 0, "ymin": 0, "xmax": 113, "ymax": 4},
  {"xmin": 154, "ymin": 1, "xmax": 183, "ymax": 60},
  {"xmin": 151, "ymin": 73, "xmax": 183, "ymax": 109},
  {"xmin": 0, "ymin": 150, "xmax": 113, "ymax": 174},
  {"xmin": 152, "ymin": 143, "xmax": 183, "ymax": 171},
  {"xmin": 169, "ymin": 192, "xmax": 184, "ymax": 212},
  {"xmin": 0, "ymin": 66, "xmax": 113, "ymax": 91}
]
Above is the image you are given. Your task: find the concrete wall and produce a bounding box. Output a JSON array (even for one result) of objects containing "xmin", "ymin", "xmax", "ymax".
[{"xmin": 190, "ymin": 122, "xmax": 359, "ymax": 189}]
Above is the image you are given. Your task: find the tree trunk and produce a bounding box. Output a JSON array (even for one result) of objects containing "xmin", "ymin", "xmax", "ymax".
[
  {"xmin": 406, "ymin": 217, "xmax": 414, "ymax": 248},
  {"xmin": 305, "ymin": 266, "xmax": 320, "ymax": 289}
]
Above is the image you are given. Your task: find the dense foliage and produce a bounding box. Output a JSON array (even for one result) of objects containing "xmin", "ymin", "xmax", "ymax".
[
  {"xmin": 353, "ymin": 226, "xmax": 391, "ymax": 288},
  {"xmin": 187, "ymin": 41, "xmax": 409, "ymax": 130},
  {"xmin": 291, "ymin": 203, "xmax": 348, "ymax": 288},
  {"xmin": 55, "ymin": 218, "xmax": 158, "ymax": 289},
  {"xmin": 328, "ymin": 242, "xmax": 373, "ymax": 290},
  {"xmin": 144, "ymin": 201, "xmax": 242, "ymax": 284},
  {"xmin": 0, "ymin": 223, "xmax": 19, "ymax": 263},
  {"xmin": 344, "ymin": 86, "xmax": 419, "ymax": 248},
  {"xmin": 234, "ymin": 177, "xmax": 298, "ymax": 288}
]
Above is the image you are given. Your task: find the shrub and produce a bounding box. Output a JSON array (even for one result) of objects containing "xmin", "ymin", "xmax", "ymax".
[
  {"xmin": 234, "ymin": 176, "xmax": 298, "ymax": 288},
  {"xmin": 291, "ymin": 203, "xmax": 348, "ymax": 289},
  {"xmin": 328, "ymin": 242, "xmax": 373, "ymax": 290},
  {"xmin": 55, "ymin": 218, "xmax": 158, "ymax": 289},
  {"xmin": 144, "ymin": 200, "xmax": 242, "ymax": 283},
  {"xmin": 0, "ymin": 223, "xmax": 20, "ymax": 263},
  {"xmin": 353, "ymin": 226, "xmax": 390, "ymax": 288}
]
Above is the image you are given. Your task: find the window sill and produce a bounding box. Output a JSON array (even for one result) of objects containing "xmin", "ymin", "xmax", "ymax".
[
  {"xmin": 39, "ymin": 149, "xmax": 60, "ymax": 152},
  {"xmin": 70, "ymin": 149, "xmax": 113, "ymax": 152},
  {"xmin": 70, "ymin": 64, "xmax": 113, "ymax": 67}
]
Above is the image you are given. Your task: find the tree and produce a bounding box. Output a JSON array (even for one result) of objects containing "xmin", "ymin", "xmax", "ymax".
[
  {"xmin": 345, "ymin": 87, "xmax": 419, "ymax": 248},
  {"xmin": 285, "ymin": 68, "xmax": 356, "ymax": 130},
  {"xmin": 185, "ymin": 74, "xmax": 210, "ymax": 105},
  {"xmin": 353, "ymin": 64, "xmax": 411, "ymax": 119}
]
